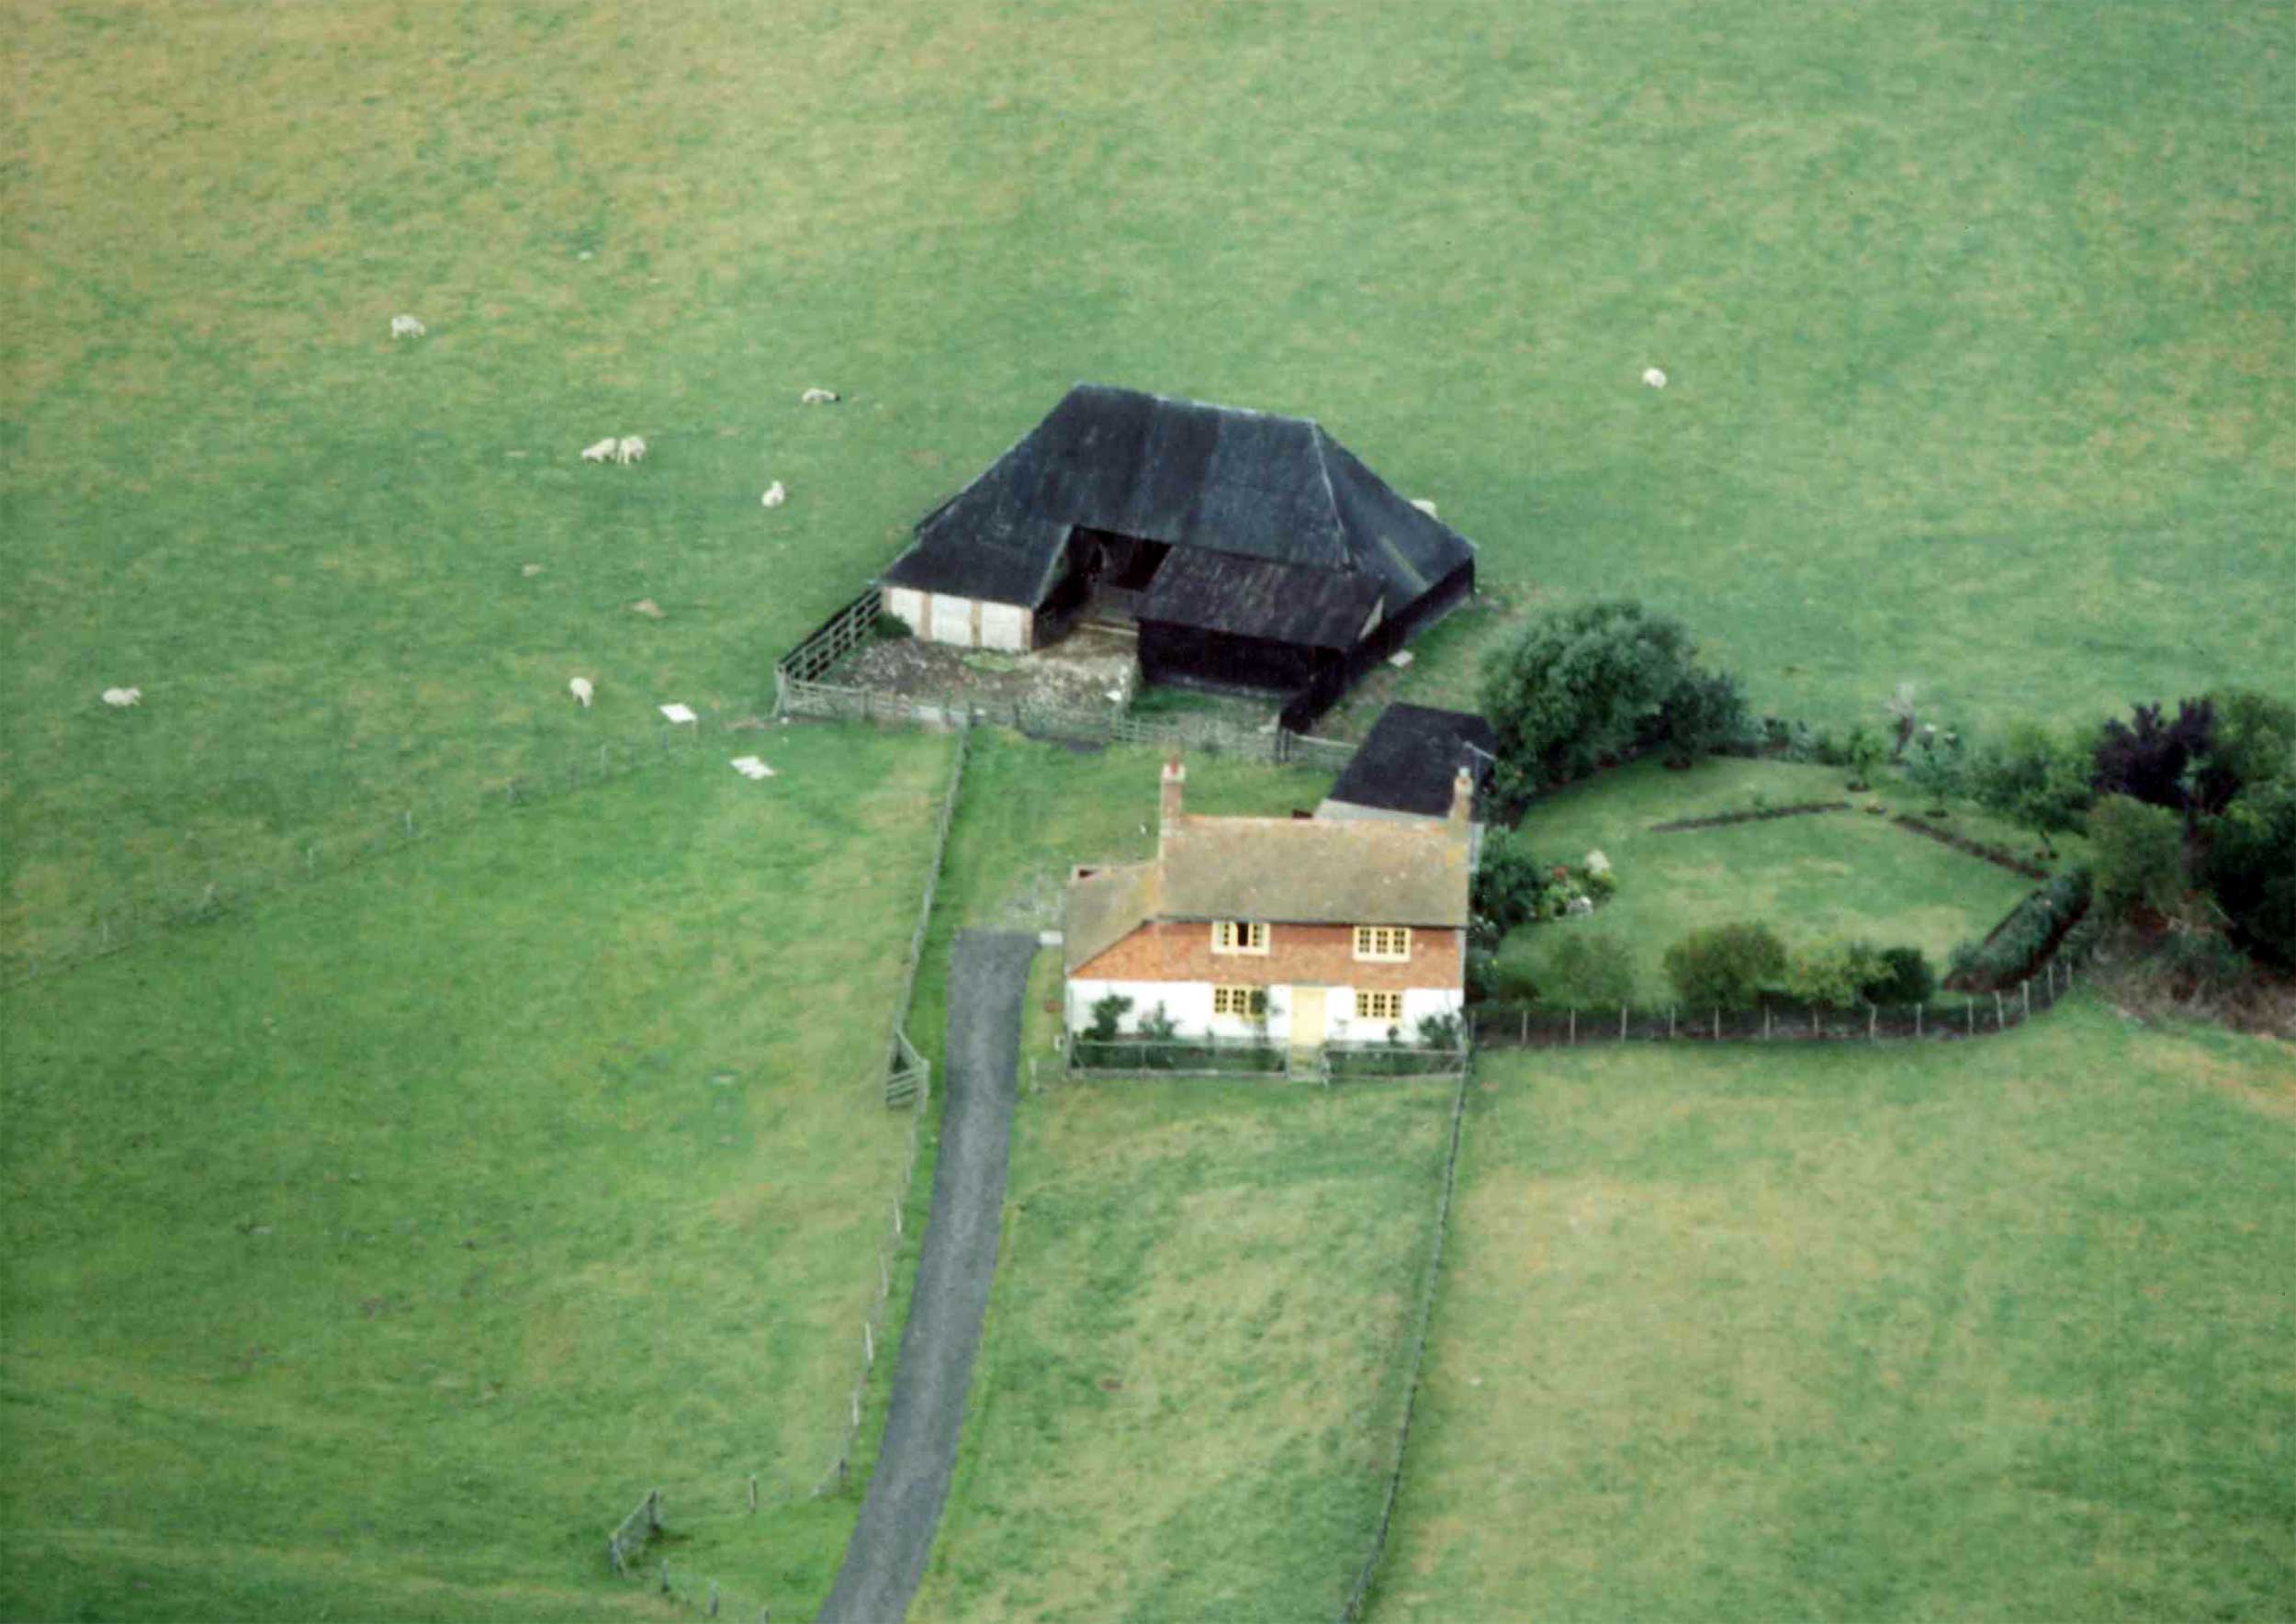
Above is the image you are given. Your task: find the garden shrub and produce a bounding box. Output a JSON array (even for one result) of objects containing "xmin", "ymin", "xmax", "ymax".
[
  {"xmin": 1784, "ymin": 937, "xmax": 1885, "ymax": 1008},
  {"xmin": 1087, "ymin": 992, "xmax": 1133, "ymax": 1041},
  {"xmin": 1842, "ymin": 725, "xmax": 1889, "ymax": 793},
  {"xmin": 1134, "ymin": 1002, "xmax": 1180, "ymax": 1042},
  {"xmin": 1947, "ymin": 870, "xmax": 2093, "ymax": 987},
  {"xmin": 1416, "ymin": 1011, "xmax": 1465, "ymax": 1051},
  {"xmin": 2201, "ymin": 687, "xmax": 2296, "ymax": 803},
  {"xmin": 1862, "ymin": 944, "xmax": 1937, "ymax": 1006},
  {"xmin": 1663, "ymin": 921, "xmax": 1787, "ymax": 1010},
  {"xmin": 1471, "ymin": 830, "xmax": 1548, "ymax": 942},
  {"xmin": 1465, "ymin": 948, "xmax": 1502, "ymax": 1002},
  {"xmin": 1537, "ymin": 931, "xmax": 1636, "ymax": 1010},
  {"xmin": 2088, "ymin": 794, "xmax": 2187, "ymax": 917},
  {"xmin": 872, "ymin": 609, "xmax": 914, "ymax": 639},
  {"xmin": 1900, "ymin": 727, "xmax": 1967, "ymax": 814},
  {"xmin": 1658, "ymin": 668, "xmax": 1749, "ymax": 768}
]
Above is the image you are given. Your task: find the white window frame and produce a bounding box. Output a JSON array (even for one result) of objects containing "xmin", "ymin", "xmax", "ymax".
[
  {"xmin": 1353, "ymin": 926, "xmax": 1412, "ymax": 962},
  {"xmin": 1212, "ymin": 986, "xmax": 1268, "ymax": 1020},
  {"xmin": 1356, "ymin": 989, "xmax": 1403, "ymax": 1023},
  {"xmin": 1211, "ymin": 920, "xmax": 1269, "ymax": 955}
]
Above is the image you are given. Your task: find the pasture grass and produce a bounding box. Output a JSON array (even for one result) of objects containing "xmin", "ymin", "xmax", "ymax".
[
  {"xmin": 910, "ymin": 1008, "xmax": 1456, "ymax": 1623},
  {"xmin": 1495, "ymin": 757, "xmax": 2043, "ymax": 1003},
  {"xmin": 1372, "ymin": 1003, "xmax": 2296, "ymax": 1621},
  {"xmin": 0, "ymin": 727, "xmax": 953, "ymax": 1621},
  {"xmin": 7, "ymin": 0, "xmax": 2292, "ymax": 957}
]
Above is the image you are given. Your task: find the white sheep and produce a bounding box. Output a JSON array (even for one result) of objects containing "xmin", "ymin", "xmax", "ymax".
[
  {"xmin": 569, "ymin": 677, "xmax": 594, "ymax": 708},
  {"xmin": 390, "ymin": 315, "xmax": 427, "ymax": 340},
  {"xmin": 615, "ymin": 435, "xmax": 647, "ymax": 466},
  {"xmin": 1642, "ymin": 367, "xmax": 1668, "ymax": 389},
  {"xmin": 799, "ymin": 388, "xmax": 841, "ymax": 404},
  {"xmin": 101, "ymin": 686, "xmax": 142, "ymax": 707},
  {"xmin": 580, "ymin": 438, "xmax": 617, "ymax": 463},
  {"xmin": 760, "ymin": 480, "xmax": 787, "ymax": 508}
]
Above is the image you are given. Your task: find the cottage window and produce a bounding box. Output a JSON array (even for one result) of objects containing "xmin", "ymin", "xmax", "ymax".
[
  {"xmin": 1356, "ymin": 990, "xmax": 1403, "ymax": 1023},
  {"xmin": 1353, "ymin": 926, "xmax": 1412, "ymax": 962},
  {"xmin": 1212, "ymin": 920, "xmax": 1269, "ymax": 954},
  {"xmin": 1212, "ymin": 986, "xmax": 1268, "ymax": 1019}
]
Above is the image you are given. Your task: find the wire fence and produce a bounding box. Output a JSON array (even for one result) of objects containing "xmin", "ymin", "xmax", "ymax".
[
  {"xmin": 1470, "ymin": 949, "xmax": 2090, "ymax": 1050},
  {"xmin": 0, "ymin": 712, "xmax": 785, "ymax": 992},
  {"xmin": 1337, "ymin": 1063, "xmax": 1474, "ymax": 1622}
]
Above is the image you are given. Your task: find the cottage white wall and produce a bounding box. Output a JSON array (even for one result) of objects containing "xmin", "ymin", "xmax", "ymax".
[
  {"xmin": 1067, "ymin": 978, "xmax": 1217, "ymax": 1039},
  {"xmin": 1067, "ymin": 977, "xmax": 1458, "ymax": 1046}
]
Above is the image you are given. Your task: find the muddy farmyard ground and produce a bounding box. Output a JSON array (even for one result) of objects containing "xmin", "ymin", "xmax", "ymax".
[{"xmin": 837, "ymin": 626, "xmax": 1143, "ymax": 717}]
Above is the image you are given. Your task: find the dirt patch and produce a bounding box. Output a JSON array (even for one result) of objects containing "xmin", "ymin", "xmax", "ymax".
[{"xmin": 838, "ymin": 626, "xmax": 1141, "ymax": 716}]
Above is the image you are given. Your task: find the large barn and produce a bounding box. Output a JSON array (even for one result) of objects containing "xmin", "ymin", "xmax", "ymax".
[{"xmin": 879, "ymin": 385, "xmax": 1476, "ymax": 720}]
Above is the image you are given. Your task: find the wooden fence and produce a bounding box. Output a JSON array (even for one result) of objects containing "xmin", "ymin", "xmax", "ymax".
[
  {"xmin": 776, "ymin": 586, "xmax": 884, "ymax": 692},
  {"xmin": 606, "ymin": 1487, "xmax": 662, "ymax": 1575}
]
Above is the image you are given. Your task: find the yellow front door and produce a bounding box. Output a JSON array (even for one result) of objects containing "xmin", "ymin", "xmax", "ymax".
[{"xmin": 1289, "ymin": 986, "xmax": 1327, "ymax": 1058}]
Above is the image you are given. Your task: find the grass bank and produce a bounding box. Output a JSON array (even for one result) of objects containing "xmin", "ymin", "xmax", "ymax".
[
  {"xmin": 0, "ymin": 727, "xmax": 953, "ymax": 1621},
  {"xmin": 1372, "ymin": 1003, "xmax": 2296, "ymax": 1620}
]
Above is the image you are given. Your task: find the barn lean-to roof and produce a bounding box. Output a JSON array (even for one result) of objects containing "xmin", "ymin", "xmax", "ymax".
[
  {"xmin": 883, "ymin": 385, "xmax": 1474, "ymax": 612},
  {"xmin": 1324, "ymin": 704, "xmax": 1500, "ymax": 819}
]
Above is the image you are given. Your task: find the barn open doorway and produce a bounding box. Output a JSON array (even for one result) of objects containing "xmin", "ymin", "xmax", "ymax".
[{"xmin": 1069, "ymin": 528, "xmax": 1171, "ymax": 627}]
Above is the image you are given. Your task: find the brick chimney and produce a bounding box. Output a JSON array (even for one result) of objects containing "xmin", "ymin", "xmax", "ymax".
[
  {"xmin": 1160, "ymin": 753, "xmax": 1187, "ymax": 837},
  {"xmin": 1449, "ymin": 764, "xmax": 1475, "ymax": 830}
]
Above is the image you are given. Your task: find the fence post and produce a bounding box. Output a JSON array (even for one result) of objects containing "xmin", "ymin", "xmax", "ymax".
[
  {"xmin": 1520, "ymin": 1009, "xmax": 1528, "ymax": 1043},
  {"xmin": 709, "ymin": 1581, "xmax": 720, "ymax": 1618},
  {"xmin": 1568, "ymin": 1009, "xmax": 1576, "ymax": 1045},
  {"xmin": 1966, "ymin": 1000, "xmax": 1975, "ymax": 1035},
  {"xmin": 2022, "ymin": 979, "xmax": 2032, "ymax": 1019},
  {"xmin": 1869, "ymin": 1004, "xmax": 1878, "ymax": 1040},
  {"xmin": 1619, "ymin": 1005, "xmax": 1628, "ymax": 1041},
  {"xmin": 1669, "ymin": 1007, "xmax": 1677, "ymax": 1039},
  {"xmin": 892, "ymin": 1197, "xmax": 902, "ymax": 1237},
  {"xmin": 1712, "ymin": 1008, "xmax": 1719, "ymax": 1041},
  {"xmin": 1763, "ymin": 1006, "xmax": 1773, "ymax": 1041},
  {"xmin": 1916, "ymin": 1002, "xmax": 1923, "ymax": 1037},
  {"xmin": 1995, "ymin": 990, "xmax": 2005, "ymax": 1030},
  {"xmin": 863, "ymin": 1321, "xmax": 873, "ymax": 1370},
  {"xmin": 748, "ymin": 1473, "xmax": 758, "ymax": 1514}
]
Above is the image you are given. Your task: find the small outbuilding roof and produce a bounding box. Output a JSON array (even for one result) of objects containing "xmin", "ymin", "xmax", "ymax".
[
  {"xmin": 1324, "ymin": 705, "xmax": 1499, "ymax": 819},
  {"xmin": 883, "ymin": 385, "xmax": 1474, "ymax": 612},
  {"xmin": 1137, "ymin": 550, "xmax": 1384, "ymax": 648}
]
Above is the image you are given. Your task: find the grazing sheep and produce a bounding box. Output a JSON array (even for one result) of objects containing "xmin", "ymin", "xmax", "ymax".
[
  {"xmin": 1409, "ymin": 497, "xmax": 1439, "ymax": 518},
  {"xmin": 101, "ymin": 686, "xmax": 142, "ymax": 707},
  {"xmin": 760, "ymin": 481, "xmax": 787, "ymax": 508},
  {"xmin": 799, "ymin": 388, "xmax": 841, "ymax": 404},
  {"xmin": 569, "ymin": 677, "xmax": 594, "ymax": 708},
  {"xmin": 1642, "ymin": 367, "xmax": 1668, "ymax": 389},
  {"xmin": 614, "ymin": 435, "xmax": 647, "ymax": 465},
  {"xmin": 389, "ymin": 315, "xmax": 427, "ymax": 340},
  {"xmin": 580, "ymin": 438, "xmax": 616, "ymax": 463}
]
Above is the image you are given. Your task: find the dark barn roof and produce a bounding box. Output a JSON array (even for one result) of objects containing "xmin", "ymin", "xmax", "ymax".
[
  {"xmin": 882, "ymin": 385, "xmax": 1475, "ymax": 612},
  {"xmin": 1325, "ymin": 704, "xmax": 1499, "ymax": 819},
  {"xmin": 1138, "ymin": 550, "xmax": 1383, "ymax": 648}
]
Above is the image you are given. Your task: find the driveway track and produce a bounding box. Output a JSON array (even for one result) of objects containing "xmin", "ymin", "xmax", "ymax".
[{"xmin": 816, "ymin": 930, "xmax": 1035, "ymax": 1623}]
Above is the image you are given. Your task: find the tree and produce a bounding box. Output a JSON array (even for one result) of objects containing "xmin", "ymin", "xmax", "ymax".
[
  {"xmin": 2202, "ymin": 777, "xmax": 2296, "ymax": 968},
  {"xmin": 1657, "ymin": 668, "xmax": 1749, "ymax": 768},
  {"xmin": 1900, "ymin": 727, "xmax": 1967, "ymax": 814},
  {"xmin": 1862, "ymin": 945, "xmax": 1936, "ymax": 1006},
  {"xmin": 2087, "ymin": 794, "xmax": 2187, "ymax": 919},
  {"xmin": 2200, "ymin": 688, "xmax": 2296, "ymax": 806},
  {"xmin": 1480, "ymin": 599, "xmax": 1694, "ymax": 796},
  {"xmin": 1973, "ymin": 723, "xmax": 2093, "ymax": 857},
  {"xmin": 1537, "ymin": 931, "xmax": 1637, "ymax": 1010},
  {"xmin": 2093, "ymin": 698, "xmax": 2215, "ymax": 812},
  {"xmin": 1662, "ymin": 922, "xmax": 1787, "ymax": 1010}
]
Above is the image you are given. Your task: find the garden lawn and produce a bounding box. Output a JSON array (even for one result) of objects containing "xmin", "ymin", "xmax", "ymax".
[
  {"xmin": 7, "ymin": 0, "xmax": 2291, "ymax": 958},
  {"xmin": 0, "ymin": 727, "xmax": 953, "ymax": 1622},
  {"xmin": 909, "ymin": 967, "xmax": 1458, "ymax": 1622},
  {"xmin": 1494, "ymin": 757, "xmax": 2043, "ymax": 1005},
  {"xmin": 1372, "ymin": 1003, "xmax": 2296, "ymax": 1622}
]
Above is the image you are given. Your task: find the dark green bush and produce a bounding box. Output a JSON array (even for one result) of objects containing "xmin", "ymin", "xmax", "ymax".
[
  {"xmin": 1862, "ymin": 944, "xmax": 1936, "ymax": 1005},
  {"xmin": 1480, "ymin": 599, "xmax": 1694, "ymax": 795},
  {"xmin": 872, "ymin": 610, "xmax": 914, "ymax": 640},
  {"xmin": 2203, "ymin": 776, "xmax": 2296, "ymax": 968},
  {"xmin": 2088, "ymin": 794, "xmax": 2187, "ymax": 917},
  {"xmin": 1471, "ymin": 830, "xmax": 1549, "ymax": 943},
  {"xmin": 1663, "ymin": 921, "xmax": 1787, "ymax": 1010},
  {"xmin": 1784, "ymin": 938, "xmax": 1885, "ymax": 1007},
  {"xmin": 1087, "ymin": 992, "xmax": 1133, "ymax": 1041}
]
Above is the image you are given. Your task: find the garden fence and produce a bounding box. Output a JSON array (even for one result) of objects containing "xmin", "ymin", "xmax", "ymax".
[
  {"xmin": 1470, "ymin": 950, "xmax": 2090, "ymax": 1051},
  {"xmin": 1337, "ymin": 1063, "xmax": 1474, "ymax": 1622}
]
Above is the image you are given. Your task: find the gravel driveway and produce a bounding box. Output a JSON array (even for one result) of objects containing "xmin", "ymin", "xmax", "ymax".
[{"xmin": 816, "ymin": 930, "xmax": 1036, "ymax": 1623}]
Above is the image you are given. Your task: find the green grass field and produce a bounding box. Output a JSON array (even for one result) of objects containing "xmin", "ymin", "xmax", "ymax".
[
  {"xmin": 0, "ymin": 726, "xmax": 952, "ymax": 1621},
  {"xmin": 1494, "ymin": 757, "xmax": 2043, "ymax": 1003},
  {"xmin": 910, "ymin": 956, "xmax": 1457, "ymax": 1623},
  {"xmin": 1372, "ymin": 1004, "xmax": 2296, "ymax": 1621},
  {"xmin": 6, "ymin": 0, "xmax": 2290, "ymax": 958}
]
